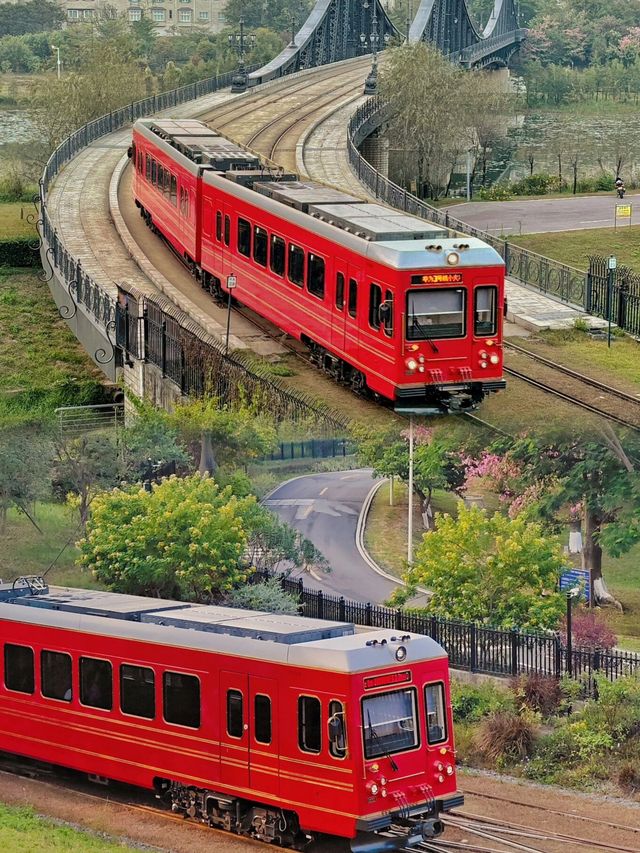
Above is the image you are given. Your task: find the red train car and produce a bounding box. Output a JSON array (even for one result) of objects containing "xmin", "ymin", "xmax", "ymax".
[
  {"xmin": 0, "ymin": 579, "xmax": 462, "ymax": 851},
  {"xmin": 131, "ymin": 119, "xmax": 506, "ymax": 413}
]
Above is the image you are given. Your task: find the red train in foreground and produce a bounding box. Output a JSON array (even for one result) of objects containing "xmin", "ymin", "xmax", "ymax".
[
  {"xmin": 130, "ymin": 118, "xmax": 505, "ymax": 413},
  {"xmin": 0, "ymin": 578, "xmax": 462, "ymax": 851}
]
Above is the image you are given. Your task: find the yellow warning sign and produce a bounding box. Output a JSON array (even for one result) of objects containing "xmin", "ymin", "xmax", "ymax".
[{"xmin": 616, "ymin": 204, "xmax": 632, "ymax": 218}]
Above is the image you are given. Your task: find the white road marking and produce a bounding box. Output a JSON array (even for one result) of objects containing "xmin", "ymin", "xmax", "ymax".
[
  {"xmin": 319, "ymin": 487, "xmax": 328, "ymax": 495},
  {"xmin": 579, "ymin": 219, "xmax": 610, "ymax": 224}
]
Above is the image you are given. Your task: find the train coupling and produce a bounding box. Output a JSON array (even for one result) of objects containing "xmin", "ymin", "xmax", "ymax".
[{"xmin": 350, "ymin": 819, "xmax": 444, "ymax": 852}]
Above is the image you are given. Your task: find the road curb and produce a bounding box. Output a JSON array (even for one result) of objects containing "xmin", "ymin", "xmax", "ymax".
[{"xmin": 355, "ymin": 479, "xmax": 407, "ymax": 588}]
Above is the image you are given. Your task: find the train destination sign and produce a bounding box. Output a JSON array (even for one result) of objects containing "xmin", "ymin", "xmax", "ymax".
[{"xmin": 411, "ymin": 273, "xmax": 464, "ymax": 284}]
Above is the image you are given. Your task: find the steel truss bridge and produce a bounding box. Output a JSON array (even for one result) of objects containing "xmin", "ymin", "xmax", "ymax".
[{"xmin": 249, "ymin": 0, "xmax": 525, "ymax": 84}]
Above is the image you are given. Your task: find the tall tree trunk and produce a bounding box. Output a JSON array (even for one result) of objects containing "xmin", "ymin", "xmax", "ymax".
[
  {"xmin": 199, "ymin": 430, "xmax": 217, "ymax": 475},
  {"xmin": 582, "ymin": 507, "xmax": 621, "ymax": 609}
]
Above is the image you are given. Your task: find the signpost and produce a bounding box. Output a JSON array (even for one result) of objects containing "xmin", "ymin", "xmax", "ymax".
[
  {"xmin": 614, "ymin": 203, "xmax": 632, "ymax": 231},
  {"xmin": 225, "ymin": 274, "xmax": 237, "ymax": 354},
  {"xmin": 607, "ymin": 255, "xmax": 616, "ymax": 348},
  {"xmin": 560, "ymin": 568, "xmax": 591, "ymax": 604}
]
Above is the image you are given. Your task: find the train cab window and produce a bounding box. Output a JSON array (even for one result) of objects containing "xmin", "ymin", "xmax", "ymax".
[
  {"xmin": 407, "ymin": 288, "xmax": 466, "ymax": 340},
  {"xmin": 288, "ymin": 244, "xmax": 305, "ymax": 287},
  {"xmin": 224, "ymin": 215, "xmax": 230, "ymax": 246},
  {"xmin": 254, "ymin": 694, "xmax": 272, "ymax": 744},
  {"xmin": 425, "ymin": 683, "xmax": 448, "ymax": 745},
  {"xmin": 369, "ymin": 283, "xmax": 382, "ymax": 329},
  {"xmin": 120, "ymin": 664, "xmax": 155, "ymax": 719},
  {"xmin": 4, "ymin": 643, "xmax": 34, "ymax": 694},
  {"xmin": 270, "ymin": 235, "xmax": 285, "ymax": 276},
  {"xmin": 216, "ymin": 211, "xmax": 222, "ymax": 242},
  {"xmin": 328, "ymin": 700, "xmax": 347, "ymax": 758},
  {"xmin": 41, "ymin": 650, "xmax": 72, "ymax": 702},
  {"xmin": 164, "ymin": 672, "xmax": 200, "ymax": 729},
  {"xmin": 362, "ymin": 688, "xmax": 418, "ymax": 759},
  {"xmin": 254, "ymin": 226, "xmax": 267, "ymax": 267},
  {"xmin": 227, "ymin": 689, "xmax": 243, "ymax": 738},
  {"xmin": 336, "ymin": 272, "xmax": 345, "ymax": 310},
  {"xmin": 298, "ymin": 695, "xmax": 321, "ymax": 753},
  {"xmin": 237, "ymin": 218, "xmax": 251, "ymax": 257},
  {"xmin": 170, "ymin": 175, "xmax": 177, "ymax": 206},
  {"xmin": 80, "ymin": 657, "xmax": 112, "ymax": 710},
  {"xmin": 307, "ymin": 254, "xmax": 325, "ymax": 299},
  {"xmin": 383, "ymin": 290, "xmax": 394, "ymax": 337},
  {"xmin": 137, "ymin": 151, "xmax": 143, "ymax": 173},
  {"xmin": 474, "ymin": 286, "xmax": 497, "ymax": 337},
  {"xmin": 348, "ymin": 278, "xmax": 358, "ymax": 318}
]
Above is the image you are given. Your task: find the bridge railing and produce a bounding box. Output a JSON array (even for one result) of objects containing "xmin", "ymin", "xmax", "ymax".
[{"xmin": 347, "ymin": 97, "xmax": 589, "ymax": 310}]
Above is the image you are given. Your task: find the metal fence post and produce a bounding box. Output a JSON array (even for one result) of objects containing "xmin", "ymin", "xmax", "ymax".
[
  {"xmin": 554, "ymin": 633, "xmax": 562, "ymax": 679},
  {"xmin": 585, "ymin": 271, "xmax": 593, "ymax": 313},
  {"xmin": 365, "ymin": 602, "xmax": 372, "ymax": 626},
  {"xmin": 160, "ymin": 319, "xmax": 167, "ymax": 377},
  {"xmin": 317, "ymin": 589, "xmax": 324, "ymax": 620},
  {"xmin": 470, "ymin": 623, "xmax": 478, "ymax": 672},
  {"xmin": 339, "ymin": 596, "xmax": 346, "ymax": 622},
  {"xmin": 510, "ymin": 629, "xmax": 519, "ymax": 676},
  {"xmin": 395, "ymin": 609, "xmax": 402, "ymax": 631}
]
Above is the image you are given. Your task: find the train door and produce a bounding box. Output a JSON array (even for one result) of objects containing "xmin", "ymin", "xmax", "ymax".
[
  {"xmin": 330, "ymin": 265, "xmax": 347, "ymax": 352},
  {"xmin": 220, "ymin": 671, "xmax": 249, "ymax": 789},
  {"xmin": 344, "ymin": 265, "xmax": 361, "ymax": 361},
  {"xmin": 249, "ymin": 676, "xmax": 279, "ymax": 795}
]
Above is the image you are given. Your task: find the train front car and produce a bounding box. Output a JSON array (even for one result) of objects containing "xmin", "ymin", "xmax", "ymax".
[{"xmin": 375, "ymin": 236, "xmax": 506, "ymax": 414}]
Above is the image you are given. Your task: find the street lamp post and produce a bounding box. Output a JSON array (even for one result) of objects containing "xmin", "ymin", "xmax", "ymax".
[
  {"xmin": 225, "ymin": 274, "xmax": 237, "ymax": 354},
  {"xmin": 407, "ymin": 415, "xmax": 414, "ymax": 565},
  {"xmin": 228, "ymin": 19, "xmax": 255, "ymax": 94},
  {"xmin": 466, "ymin": 148, "xmax": 473, "ymax": 201},
  {"xmin": 607, "ymin": 254, "xmax": 616, "ymax": 348},
  {"xmin": 361, "ymin": 8, "xmax": 381, "ymax": 95},
  {"xmin": 51, "ymin": 45, "xmax": 61, "ymax": 80},
  {"xmin": 289, "ymin": 15, "xmax": 296, "ymax": 48}
]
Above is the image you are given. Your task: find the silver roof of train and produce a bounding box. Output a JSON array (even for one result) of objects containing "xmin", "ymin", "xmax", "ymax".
[{"xmin": 0, "ymin": 584, "xmax": 446, "ymax": 672}]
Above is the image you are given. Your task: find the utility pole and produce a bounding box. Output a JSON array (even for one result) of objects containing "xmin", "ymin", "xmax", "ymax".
[
  {"xmin": 228, "ymin": 19, "xmax": 255, "ymax": 93},
  {"xmin": 407, "ymin": 415, "xmax": 414, "ymax": 565},
  {"xmin": 51, "ymin": 45, "xmax": 61, "ymax": 80}
]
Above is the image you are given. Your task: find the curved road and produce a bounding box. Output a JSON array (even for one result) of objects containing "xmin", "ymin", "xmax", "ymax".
[
  {"xmin": 444, "ymin": 191, "xmax": 639, "ymax": 235},
  {"xmin": 264, "ymin": 470, "xmax": 401, "ymax": 604}
]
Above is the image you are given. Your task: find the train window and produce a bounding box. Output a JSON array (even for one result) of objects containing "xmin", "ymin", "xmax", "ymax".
[
  {"xmin": 383, "ymin": 290, "xmax": 394, "ymax": 337},
  {"xmin": 224, "ymin": 215, "xmax": 230, "ymax": 246},
  {"xmin": 369, "ymin": 283, "xmax": 382, "ymax": 329},
  {"xmin": 4, "ymin": 644, "xmax": 34, "ymax": 694},
  {"xmin": 362, "ymin": 688, "xmax": 419, "ymax": 759},
  {"xmin": 336, "ymin": 273, "xmax": 345, "ymax": 310},
  {"xmin": 216, "ymin": 211, "xmax": 222, "ymax": 242},
  {"xmin": 288, "ymin": 244, "xmax": 305, "ymax": 287},
  {"xmin": 348, "ymin": 278, "xmax": 357, "ymax": 318},
  {"xmin": 254, "ymin": 694, "xmax": 271, "ymax": 744},
  {"xmin": 270, "ymin": 235, "xmax": 285, "ymax": 276},
  {"xmin": 151, "ymin": 159, "xmax": 157, "ymax": 186},
  {"xmin": 425, "ymin": 683, "xmax": 448, "ymax": 745},
  {"xmin": 120, "ymin": 664, "xmax": 155, "ymax": 719},
  {"xmin": 227, "ymin": 689, "xmax": 243, "ymax": 738},
  {"xmin": 298, "ymin": 695, "xmax": 321, "ymax": 753},
  {"xmin": 157, "ymin": 163, "xmax": 163, "ymax": 191},
  {"xmin": 170, "ymin": 175, "xmax": 177, "ymax": 206},
  {"xmin": 164, "ymin": 672, "xmax": 200, "ymax": 729},
  {"xmin": 146, "ymin": 154, "xmax": 151, "ymax": 181},
  {"xmin": 137, "ymin": 151, "xmax": 143, "ymax": 173},
  {"xmin": 307, "ymin": 254, "xmax": 325, "ymax": 299},
  {"xmin": 80, "ymin": 657, "xmax": 112, "ymax": 710},
  {"xmin": 254, "ymin": 226, "xmax": 267, "ymax": 267},
  {"xmin": 41, "ymin": 650, "xmax": 72, "ymax": 702},
  {"xmin": 164, "ymin": 171, "xmax": 170, "ymax": 197},
  {"xmin": 474, "ymin": 286, "xmax": 497, "ymax": 336},
  {"xmin": 328, "ymin": 700, "xmax": 347, "ymax": 759},
  {"xmin": 238, "ymin": 218, "xmax": 251, "ymax": 257},
  {"xmin": 407, "ymin": 288, "xmax": 466, "ymax": 340}
]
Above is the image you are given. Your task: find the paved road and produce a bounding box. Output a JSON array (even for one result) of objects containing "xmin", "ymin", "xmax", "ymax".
[
  {"xmin": 264, "ymin": 469, "xmax": 401, "ymax": 604},
  {"xmin": 443, "ymin": 192, "xmax": 638, "ymax": 235}
]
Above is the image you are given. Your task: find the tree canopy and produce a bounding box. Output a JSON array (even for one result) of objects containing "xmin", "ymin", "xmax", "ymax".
[
  {"xmin": 0, "ymin": 0, "xmax": 64, "ymax": 38},
  {"xmin": 393, "ymin": 504, "xmax": 565, "ymax": 630}
]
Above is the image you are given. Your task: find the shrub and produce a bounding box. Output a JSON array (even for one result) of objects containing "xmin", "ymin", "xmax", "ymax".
[
  {"xmin": 511, "ymin": 673, "xmax": 564, "ymax": 717},
  {"xmin": 450, "ymin": 680, "xmax": 513, "ymax": 723},
  {"xmin": 511, "ymin": 173, "xmax": 555, "ymax": 196},
  {"xmin": 562, "ymin": 609, "xmax": 618, "ymax": 650},
  {"xmin": 474, "ymin": 711, "xmax": 537, "ymax": 762},
  {"xmin": 594, "ymin": 174, "xmax": 615, "ymax": 192},
  {"xmin": 524, "ymin": 727, "xmax": 580, "ymax": 783},
  {"xmin": 225, "ymin": 577, "xmax": 300, "ymax": 615},
  {"xmin": 617, "ymin": 762, "xmax": 640, "ymax": 794},
  {"xmin": 0, "ymin": 238, "xmax": 40, "ymax": 268},
  {"xmin": 476, "ymin": 184, "xmax": 512, "ymax": 201}
]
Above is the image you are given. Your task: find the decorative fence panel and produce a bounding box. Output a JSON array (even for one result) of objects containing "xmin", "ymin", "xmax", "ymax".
[{"xmin": 587, "ymin": 256, "xmax": 640, "ymax": 338}]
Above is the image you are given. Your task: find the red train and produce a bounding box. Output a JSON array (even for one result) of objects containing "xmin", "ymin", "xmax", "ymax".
[
  {"xmin": 130, "ymin": 119, "xmax": 505, "ymax": 413},
  {"xmin": 0, "ymin": 578, "xmax": 462, "ymax": 851}
]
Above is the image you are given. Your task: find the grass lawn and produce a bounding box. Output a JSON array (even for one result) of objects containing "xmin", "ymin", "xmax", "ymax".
[
  {"xmin": 600, "ymin": 542, "xmax": 640, "ymax": 651},
  {"xmin": 0, "ymin": 803, "xmax": 143, "ymax": 851},
  {"xmin": 0, "ymin": 268, "xmax": 105, "ymax": 414},
  {"xmin": 0, "ymin": 503, "xmax": 101, "ymax": 590},
  {"xmin": 0, "ymin": 202, "xmax": 37, "ymax": 240},
  {"xmin": 510, "ymin": 224, "xmax": 640, "ymax": 273}
]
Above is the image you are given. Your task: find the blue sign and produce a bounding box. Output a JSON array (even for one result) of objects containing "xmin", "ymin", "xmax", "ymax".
[{"xmin": 560, "ymin": 569, "xmax": 591, "ymax": 604}]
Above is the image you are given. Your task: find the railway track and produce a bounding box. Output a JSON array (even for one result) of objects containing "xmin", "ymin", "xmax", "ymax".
[{"xmin": 504, "ymin": 341, "xmax": 640, "ymax": 431}]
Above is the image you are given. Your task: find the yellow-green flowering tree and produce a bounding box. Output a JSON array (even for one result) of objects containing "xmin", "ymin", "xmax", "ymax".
[{"xmin": 79, "ymin": 474, "xmax": 254, "ymax": 602}]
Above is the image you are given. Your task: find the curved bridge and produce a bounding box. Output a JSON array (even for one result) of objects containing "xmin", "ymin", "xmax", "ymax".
[{"xmin": 250, "ymin": 0, "xmax": 524, "ymax": 83}]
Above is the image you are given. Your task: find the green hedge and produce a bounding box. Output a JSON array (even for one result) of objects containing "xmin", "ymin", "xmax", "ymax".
[{"xmin": 0, "ymin": 238, "xmax": 41, "ymax": 268}]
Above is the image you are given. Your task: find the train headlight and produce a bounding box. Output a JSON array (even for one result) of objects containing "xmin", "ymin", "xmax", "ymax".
[
  {"xmin": 446, "ymin": 765, "xmax": 454, "ymax": 776},
  {"xmin": 437, "ymin": 775, "xmax": 445, "ymax": 784},
  {"xmin": 369, "ymin": 783, "xmax": 379, "ymax": 795},
  {"xmin": 380, "ymin": 777, "xmax": 387, "ymax": 787},
  {"xmin": 405, "ymin": 358, "xmax": 418, "ymax": 371},
  {"xmin": 489, "ymin": 354, "xmax": 500, "ymax": 365},
  {"xmin": 381, "ymin": 788, "xmax": 388, "ymax": 798},
  {"xmin": 446, "ymin": 251, "xmax": 460, "ymax": 266},
  {"xmin": 479, "ymin": 350, "xmax": 487, "ymax": 359},
  {"xmin": 480, "ymin": 361, "xmax": 488, "ymax": 368},
  {"xmin": 395, "ymin": 645, "xmax": 407, "ymax": 661}
]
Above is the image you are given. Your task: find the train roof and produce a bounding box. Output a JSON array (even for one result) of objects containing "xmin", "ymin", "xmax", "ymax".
[
  {"xmin": 133, "ymin": 119, "xmax": 504, "ymax": 271},
  {"xmin": 0, "ymin": 580, "xmax": 447, "ymax": 673}
]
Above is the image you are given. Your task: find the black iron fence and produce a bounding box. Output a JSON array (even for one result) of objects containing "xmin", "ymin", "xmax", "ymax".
[
  {"xmin": 265, "ymin": 437, "xmax": 356, "ymax": 461},
  {"xmin": 258, "ymin": 571, "xmax": 640, "ymax": 684},
  {"xmin": 348, "ymin": 98, "xmax": 593, "ymax": 311},
  {"xmin": 587, "ymin": 256, "xmax": 640, "ymax": 338}
]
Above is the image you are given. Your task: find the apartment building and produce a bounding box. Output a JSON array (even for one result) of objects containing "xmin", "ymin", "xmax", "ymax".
[{"xmin": 60, "ymin": 0, "xmax": 228, "ymax": 34}]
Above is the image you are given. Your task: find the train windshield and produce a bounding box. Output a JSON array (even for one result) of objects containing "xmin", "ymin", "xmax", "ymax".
[
  {"xmin": 362, "ymin": 688, "xmax": 418, "ymax": 759},
  {"xmin": 406, "ymin": 288, "xmax": 466, "ymax": 340}
]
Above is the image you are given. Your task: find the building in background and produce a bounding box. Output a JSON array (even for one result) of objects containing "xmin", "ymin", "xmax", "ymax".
[{"xmin": 58, "ymin": 0, "xmax": 228, "ymax": 34}]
